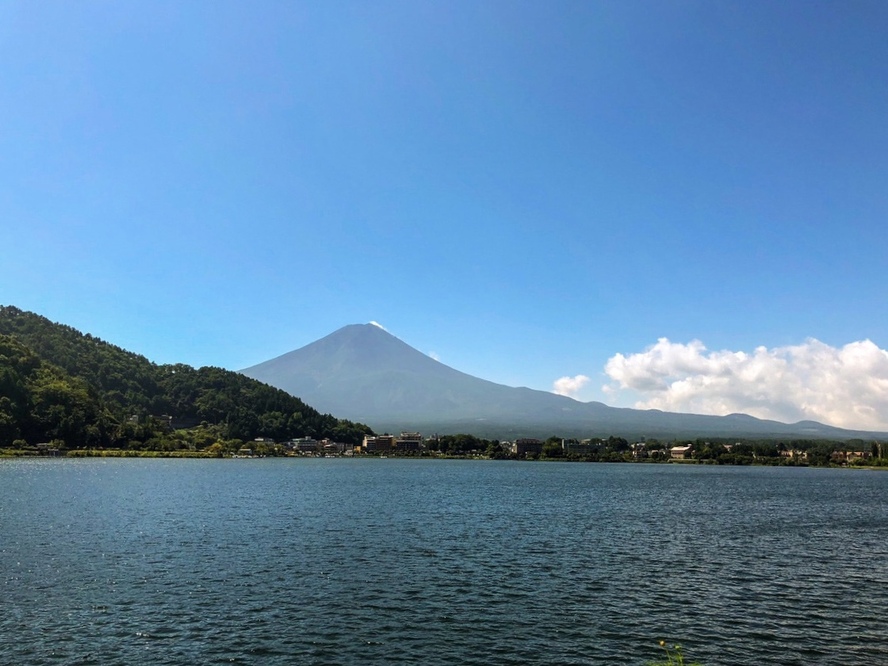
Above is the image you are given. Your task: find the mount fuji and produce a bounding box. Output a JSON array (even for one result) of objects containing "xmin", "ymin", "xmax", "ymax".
[{"xmin": 241, "ymin": 324, "xmax": 882, "ymax": 440}]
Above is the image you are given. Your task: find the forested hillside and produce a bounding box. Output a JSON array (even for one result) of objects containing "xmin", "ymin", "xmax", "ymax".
[{"xmin": 0, "ymin": 306, "xmax": 373, "ymax": 451}]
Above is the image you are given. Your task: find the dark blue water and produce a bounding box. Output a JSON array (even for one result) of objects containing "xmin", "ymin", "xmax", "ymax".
[{"xmin": 2, "ymin": 459, "xmax": 887, "ymax": 665}]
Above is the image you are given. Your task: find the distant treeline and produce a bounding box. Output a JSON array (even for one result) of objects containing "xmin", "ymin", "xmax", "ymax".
[
  {"xmin": 0, "ymin": 306, "xmax": 373, "ymax": 452},
  {"xmin": 424, "ymin": 434, "xmax": 888, "ymax": 466}
]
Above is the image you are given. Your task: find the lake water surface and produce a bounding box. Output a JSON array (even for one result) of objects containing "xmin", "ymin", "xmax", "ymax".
[{"xmin": 2, "ymin": 458, "xmax": 887, "ymax": 665}]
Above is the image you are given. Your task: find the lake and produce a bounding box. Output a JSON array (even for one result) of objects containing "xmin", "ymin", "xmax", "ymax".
[{"xmin": 1, "ymin": 458, "xmax": 886, "ymax": 665}]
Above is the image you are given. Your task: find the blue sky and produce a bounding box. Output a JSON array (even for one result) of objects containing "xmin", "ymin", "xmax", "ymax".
[{"xmin": 2, "ymin": 2, "xmax": 887, "ymax": 429}]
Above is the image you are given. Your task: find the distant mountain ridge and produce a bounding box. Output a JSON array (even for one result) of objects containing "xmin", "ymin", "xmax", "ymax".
[{"xmin": 241, "ymin": 324, "xmax": 886, "ymax": 440}]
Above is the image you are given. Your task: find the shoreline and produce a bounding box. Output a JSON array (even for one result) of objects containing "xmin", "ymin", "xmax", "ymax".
[{"xmin": 2, "ymin": 448, "xmax": 886, "ymax": 469}]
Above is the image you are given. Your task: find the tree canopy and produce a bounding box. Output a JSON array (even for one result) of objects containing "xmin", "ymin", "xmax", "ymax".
[{"xmin": 0, "ymin": 306, "xmax": 373, "ymax": 450}]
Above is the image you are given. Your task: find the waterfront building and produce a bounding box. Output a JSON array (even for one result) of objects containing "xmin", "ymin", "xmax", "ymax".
[
  {"xmin": 290, "ymin": 437, "xmax": 319, "ymax": 452},
  {"xmin": 669, "ymin": 445, "xmax": 693, "ymax": 460},
  {"xmin": 362, "ymin": 434, "xmax": 396, "ymax": 453},
  {"xmin": 515, "ymin": 438, "xmax": 543, "ymax": 456},
  {"xmin": 395, "ymin": 432, "xmax": 423, "ymax": 452}
]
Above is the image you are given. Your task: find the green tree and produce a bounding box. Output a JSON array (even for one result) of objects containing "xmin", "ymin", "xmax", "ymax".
[{"xmin": 542, "ymin": 437, "xmax": 564, "ymax": 458}]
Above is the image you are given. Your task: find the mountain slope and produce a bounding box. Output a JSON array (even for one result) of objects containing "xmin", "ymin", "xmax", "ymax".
[
  {"xmin": 242, "ymin": 323, "xmax": 579, "ymax": 422},
  {"xmin": 0, "ymin": 306, "xmax": 372, "ymax": 447},
  {"xmin": 0, "ymin": 333, "xmax": 105, "ymax": 447},
  {"xmin": 242, "ymin": 324, "xmax": 887, "ymax": 440}
]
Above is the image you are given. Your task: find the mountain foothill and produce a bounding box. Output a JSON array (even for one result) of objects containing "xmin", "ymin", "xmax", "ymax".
[{"xmin": 0, "ymin": 306, "xmax": 372, "ymax": 453}]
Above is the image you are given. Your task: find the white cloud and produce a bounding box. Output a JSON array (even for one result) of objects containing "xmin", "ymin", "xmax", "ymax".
[
  {"xmin": 553, "ymin": 374, "xmax": 591, "ymax": 398},
  {"xmin": 429, "ymin": 351, "xmax": 440, "ymax": 361},
  {"xmin": 603, "ymin": 338, "xmax": 888, "ymax": 431},
  {"xmin": 368, "ymin": 321, "xmax": 387, "ymax": 331}
]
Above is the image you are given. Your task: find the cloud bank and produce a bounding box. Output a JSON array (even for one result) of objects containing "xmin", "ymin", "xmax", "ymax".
[
  {"xmin": 603, "ymin": 338, "xmax": 888, "ymax": 431},
  {"xmin": 553, "ymin": 374, "xmax": 590, "ymax": 398}
]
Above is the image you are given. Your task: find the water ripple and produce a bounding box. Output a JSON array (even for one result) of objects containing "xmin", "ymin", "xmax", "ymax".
[{"xmin": 2, "ymin": 459, "xmax": 887, "ymax": 665}]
